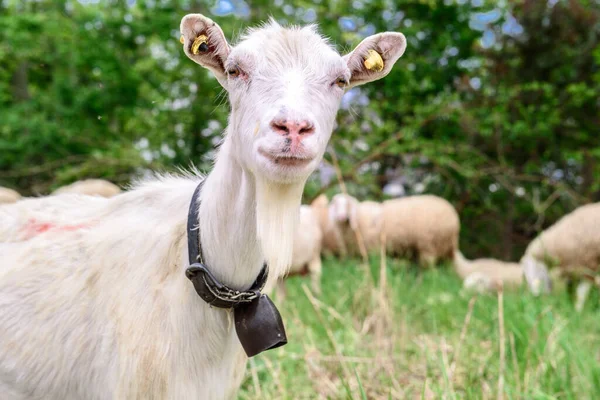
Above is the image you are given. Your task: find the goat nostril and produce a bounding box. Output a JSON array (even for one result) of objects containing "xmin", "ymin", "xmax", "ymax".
[
  {"xmin": 299, "ymin": 125, "xmax": 314, "ymax": 135},
  {"xmin": 270, "ymin": 121, "xmax": 289, "ymax": 134},
  {"xmin": 271, "ymin": 119, "xmax": 314, "ymax": 136}
]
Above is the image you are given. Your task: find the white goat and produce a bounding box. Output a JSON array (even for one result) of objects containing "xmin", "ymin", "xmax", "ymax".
[
  {"xmin": 52, "ymin": 179, "xmax": 122, "ymax": 197},
  {"xmin": 0, "ymin": 14, "xmax": 406, "ymax": 400},
  {"xmin": 276, "ymin": 205, "xmax": 323, "ymax": 299},
  {"xmin": 521, "ymin": 202, "xmax": 600, "ymax": 310},
  {"xmin": 0, "ymin": 187, "xmax": 21, "ymax": 205}
]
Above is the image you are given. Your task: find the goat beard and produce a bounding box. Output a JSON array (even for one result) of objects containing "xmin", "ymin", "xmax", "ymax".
[{"xmin": 255, "ymin": 178, "xmax": 303, "ymax": 285}]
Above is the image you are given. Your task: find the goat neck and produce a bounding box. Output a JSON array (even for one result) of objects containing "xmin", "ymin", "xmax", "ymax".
[{"xmin": 197, "ymin": 134, "xmax": 303, "ymax": 291}]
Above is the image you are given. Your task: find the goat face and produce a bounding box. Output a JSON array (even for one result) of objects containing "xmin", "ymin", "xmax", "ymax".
[
  {"xmin": 226, "ymin": 23, "xmax": 347, "ymax": 185},
  {"xmin": 181, "ymin": 14, "xmax": 407, "ymax": 184}
]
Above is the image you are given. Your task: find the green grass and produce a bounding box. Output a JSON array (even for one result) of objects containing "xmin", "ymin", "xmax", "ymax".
[{"xmin": 238, "ymin": 256, "xmax": 600, "ymax": 399}]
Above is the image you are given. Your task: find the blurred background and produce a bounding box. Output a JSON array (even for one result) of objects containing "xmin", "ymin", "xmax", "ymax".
[{"xmin": 1, "ymin": 0, "xmax": 599, "ymax": 261}]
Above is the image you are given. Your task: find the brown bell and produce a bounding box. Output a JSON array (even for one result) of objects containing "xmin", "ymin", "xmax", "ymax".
[{"xmin": 234, "ymin": 294, "xmax": 287, "ymax": 357}]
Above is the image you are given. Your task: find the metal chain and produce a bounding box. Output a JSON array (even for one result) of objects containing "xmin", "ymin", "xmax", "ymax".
[{"xmin": 202, "ymin": 274, "xmax": 260, "ymax": 304}]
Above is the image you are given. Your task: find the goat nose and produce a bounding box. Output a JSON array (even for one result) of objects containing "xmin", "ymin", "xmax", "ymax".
[{"xmin": 270, "ymin": 118, "xmax": 315, "ymax": 137}]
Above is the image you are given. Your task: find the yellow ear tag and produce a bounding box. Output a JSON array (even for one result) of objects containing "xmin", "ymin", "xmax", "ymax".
[
  {"xmin": 179, "ymin": 35, "xmax": 185, "ymax": 44},
  {"xmin": 364, "ymin": 49, "xmax": 384, "ymax": 72},
  {"xmin": 191, "ymin": 35, "xmax": 209, "ymax": 55}
]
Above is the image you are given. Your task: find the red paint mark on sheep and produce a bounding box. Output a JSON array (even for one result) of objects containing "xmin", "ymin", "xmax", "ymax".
[
  {"xmin": 24, "ymin": 218, "xmax": 90, "ymax": 238},
  {"xmin": 32, "ymin": 222, "xmax": 54, "ymax": 234}
]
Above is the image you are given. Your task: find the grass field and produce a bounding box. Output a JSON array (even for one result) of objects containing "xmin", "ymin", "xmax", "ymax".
[{"xmin": 238, "ymin": 256, "xmax": 600, "ymax": 399}]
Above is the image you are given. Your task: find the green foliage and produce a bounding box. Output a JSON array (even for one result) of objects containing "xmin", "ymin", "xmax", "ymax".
[{"xmin": 0, "ymin": 0, "xmax": 599, "ymax": 258}]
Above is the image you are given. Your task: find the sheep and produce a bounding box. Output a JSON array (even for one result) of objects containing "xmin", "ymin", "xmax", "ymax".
[
  {"xmin": 327, "ymin": 194, "xmax": 458, "ymax": 266},
  {"xmin": 381, "ymin": 195, "xmax": 459, "ymax": 267},
  {"xmin": 357, "ymin": 201, "xmax": 384, "ymax": 251},
  {"xmin": 454, "ymin": 251, "xmax": 523, "ymax": 293},
  {"xmin": 311, "ymin": 194, "xmax": 337, "ymax": 254},
  {"xmin": 310, "ymin": 194, "xmax": 329, "ymax": 229},
  {"xmin": 310, "ymin": 193, "xmax": 347, "ymax": 257},
  {"xmin": 276, "ymin": 205, "xmax": 323, "ymax": 299},
  {"xmin": 0, "ymin": 14, "xmax": 407, "ymax": 400},
  {"xmin": 0, "ymin": 187, "xmax": 21, "ymax": 205},
  {"xmin": 328, "ymin": 193, "xmax": 383, "ymax": 256},
  {"xmin": 52, "ymin": 178, "xmax": 122, "ymax": 197},
  {"xmin": 521, "ymin": 202, "xmax": 600, "ymax": 310}
]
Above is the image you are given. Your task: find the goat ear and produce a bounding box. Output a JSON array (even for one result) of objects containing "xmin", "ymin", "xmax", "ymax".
[
  {"xmin": 343, "ymin": 32, "xmax": 406, "ymax": 88},
  {"xmin": 180, "ymin": 14, "xmax": 231, "ymax": 86}
]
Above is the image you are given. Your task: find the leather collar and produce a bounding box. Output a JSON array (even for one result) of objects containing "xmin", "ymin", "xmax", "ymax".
[{"xmin": 185, "ymin": 180, "xmax": 287, "ymax": 357}]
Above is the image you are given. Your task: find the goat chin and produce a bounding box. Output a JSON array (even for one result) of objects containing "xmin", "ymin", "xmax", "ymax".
[{"xmin": 255, "ymin": 178, "xmax": 304, "ymax": 285}]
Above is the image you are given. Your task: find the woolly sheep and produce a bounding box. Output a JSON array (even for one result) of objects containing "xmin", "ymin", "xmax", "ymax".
[
  {"xmin": 0, "ymin": 14, "xmax": 407, "ymax": 399},
  {"xmin": 521, "ymin": 202, "xmax": 600, "ymax": 309},
  {"xmin": 353, "ymin": 200, "xmax": 383, "ymax": 253},
  {"xmin": 310, "ymin": 194, "xmax": 345, "ymax": 256},
  {"xmin": 382, "ymin": 195, "xmax": 459, "ymax": 266},
  {"xmin": 52, "ymin": 178, "xmax": 122, "ymax": 197},
  {"xmin": 454, "ymin": 251, "xmax": 523, "ymax": 293},
  {"xmin": 0, "ymin": 187, "xmax": 21, "ymax": 205},
  {"xmin": 276, "ymin": 205, "xmax": 323, "ymax": 298}
]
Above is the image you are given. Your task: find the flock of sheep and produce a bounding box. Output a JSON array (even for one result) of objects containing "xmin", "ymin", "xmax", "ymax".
[
  {"xmin": 4, "ymin": 179, "xmax": 599, "ymax": 311},
  {"xmin": 287, "ymin": 190, "xmax": 600, "ymax": 312}
]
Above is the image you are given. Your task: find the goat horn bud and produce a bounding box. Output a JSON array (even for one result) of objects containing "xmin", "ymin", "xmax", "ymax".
[
  {"xmin": 179, "ymin": 35, "xmax": 185, "ymax": 44},
  {"xmin": 364, "ymin": 49, "xmax": 384, "ymax": 72},
  {"xmin": 191, "ymin": 35, "xmax": 209, "ymax": 55}
]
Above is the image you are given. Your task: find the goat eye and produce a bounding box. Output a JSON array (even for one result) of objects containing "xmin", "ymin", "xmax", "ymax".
[
  {"xmin": 335, "ymin": 77, "xmax": 348, "ymax": 89},
  {"xmin": 227, "ymin": 66, "xmax": 241, "ymax": 78}
]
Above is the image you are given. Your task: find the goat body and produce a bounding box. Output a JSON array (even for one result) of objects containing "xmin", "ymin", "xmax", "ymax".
[{"xmin": 0, "ymin": 176, "xmax": 252, "ymax": 399}]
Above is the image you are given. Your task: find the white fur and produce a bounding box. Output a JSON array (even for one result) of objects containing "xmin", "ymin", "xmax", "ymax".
[
  {"xmin": 276, "ymin": 205, "xmax": 323, "ymax": 298},
  {"xmin": 0, "ymin": 14, "xmax": 407, "ymax": 400}
]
